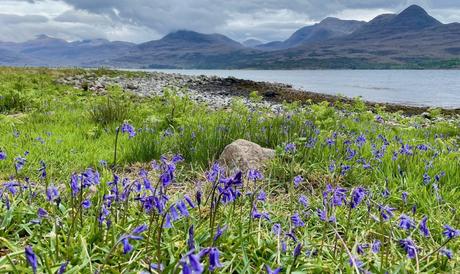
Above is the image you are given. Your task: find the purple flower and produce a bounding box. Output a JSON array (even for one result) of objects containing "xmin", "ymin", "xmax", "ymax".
[
  {"xmin": 423, "ymin": 173, "xmax": 431, "ymax": 184},
  {"xmin": 398, "ymin": 214, "xmax": 415, "ymax": 230},
  {"xmin": 184, "ymin": 195, "xmax": 196, "ymax": 208},
  {"xmin": 401, "ymin": 192, "xmax": 408, "ymax": 204},
  {"xmin": 46, "ymin": 185, "xmax": 59, "ymax": 202},
  {"xmin": 247, "ymin": 169, "xmax": 263, "ymax": 181},
  {"xmin": 440, "ymin": 248, "xmax": 453, "ymax": 260},
  {"xmin": 293, "ymin": 243, "xmax": 302, "ymax": 258},
  {"xmin": 208, "ymin": 247, "xmax": 223, "ymax": 271},
  {"xmin": 187, "ymin": 225, "xmax": 195, "ymax": 251},
  {"xmin": 293, "ymin": 175, "xmax": 303, "ymax": 188},
  {"xmin": 371, "ymin": 240, "xmax": 381, "ymax": 254},
  {"xmin": 38, "ymin": 160, "xmax": 46, "ymax": 179},
  {"xmin": 196, "ymin": 190, "xmax": 202, "ymax": 206},
  {"xmin": 25, "ymin": 246, "xmax": 38, "ymax": 274},
  {"xmin": 443, "ymin": 225, "xmax": 460, "ymax": 239},
  {"xmin": 257, "ymin": 190, "xmax": 266, "ymax": 201},
  {"xmin": 57, "ymin": 261, "xmax": 68, "ymax": 274},
  {"xmin": 399, "ymin": 238, "xmax": 418, "ymax": 259},
  {"xmin": 356, "ymin": 134, "xmax": 366, "ymax": 147},
  {"xmin": 252, "ymin": 206, "xmax": 270, "ymax": 221},
  {"xmin": 298, "ymin": 195, "xmax": 308, "ymax": 208},
  {"xmin": 419, "ymin": 216, "xmax": 430, "ymax": 237},
  {"xmin": 350, "ymin": 187, "xmax": 366, "ymax": 209},
  {"xmin": 265, "ymin": 265, "xmax": 282, "ymax": 274},
  {"xmin": 331, "ymin": 187, "xmax": 347, "ymax": 207},
  {"xmin": 15, "ymin": 156, "xmax": 26, "ymax": 172},
  {"xmin": 213, "ymin": 224, "xmax": 227, "ymax": 242},
  {"xmin": 291, "ymin": 212, "xmax": 305, "ymax": 227},
  {"xmin": 379, "ymin": 205, "xmax": 395, "ymax": 221},
  {"xmin": 272, "ymin": 223, "xmax": 282, "ymax": 236},
  {"xmin": 121, "ymin": 122, "xmax": 136, "ymax": 138},
  {"xmin": 37, "ymin": 208, "xmax": 48, "ymax": 218},
  {"xmin": 0, "ymin": 151, "xmax": 6, "ymax": 160},
  {"xmin": 132, "ymin": 224, "xmax": 148, "ymax": 234},
  {"xmin": 81, "ymin": 200, "xmax": 91, "ymax": 209},
  {"xmin": 284, "ymin": 143, "xmax": 296, "ymax": 153},
  {"xmin": 357, "ymin": 244, "xmax": 369, "ymax": 255},
  {"xmin": 176, "ymin": 200, "xmax": 190, "ymax": 217}
]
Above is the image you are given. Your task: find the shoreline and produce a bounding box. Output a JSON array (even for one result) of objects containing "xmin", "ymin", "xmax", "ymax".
[{"xmin": 59, "ymin": 68, "xmax": 460, "ymax": 115}]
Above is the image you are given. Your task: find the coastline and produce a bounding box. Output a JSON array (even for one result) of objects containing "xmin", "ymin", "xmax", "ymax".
[{"xmin": 59, "ymin": 68, "xmax": 460, "ymax": 115}]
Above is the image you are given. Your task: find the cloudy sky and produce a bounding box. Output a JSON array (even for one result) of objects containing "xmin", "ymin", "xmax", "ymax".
[{"xmin": 2, "ymin": 0, "xmax": 460, "ymax": 43}]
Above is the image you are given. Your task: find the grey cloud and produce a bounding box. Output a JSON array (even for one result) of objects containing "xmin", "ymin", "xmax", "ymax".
[{"xmin": 0, "ymin": 14, "xmax": 48, "ymax": 24}]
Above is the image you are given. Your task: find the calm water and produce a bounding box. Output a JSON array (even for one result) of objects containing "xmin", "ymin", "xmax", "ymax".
[{"xmin": 143, "ymin": 70, "xmax": 460, "ymax": 108}]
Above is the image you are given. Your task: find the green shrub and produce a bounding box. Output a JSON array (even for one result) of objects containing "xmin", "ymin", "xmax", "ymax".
[{"xmin": 89, "ymin": 86, "xmax": 131, "ymax": 126}]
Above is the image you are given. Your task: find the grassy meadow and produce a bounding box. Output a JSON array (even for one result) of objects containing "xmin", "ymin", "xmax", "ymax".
[{"xmin": 0, "ymin": 67, "xmax": 459, "ymax": 273}]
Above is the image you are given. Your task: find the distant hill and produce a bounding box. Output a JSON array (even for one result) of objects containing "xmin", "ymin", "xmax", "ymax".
[
  {"xmin": 0, "ymin": 5, "xmax": 459, "ymax": 69},
  {"xmin": 256, "ymin": 17, "xmax": 365, "ymax": 51}
]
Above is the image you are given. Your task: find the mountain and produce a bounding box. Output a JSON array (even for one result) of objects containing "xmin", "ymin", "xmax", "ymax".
[
  {"xmin": 256, "ymin": 17, "xmax": 365, "ymax": 51},
  {"xmin": 242, "ymin": 39, "xmax": 263, "ymax": 48},
  {"xmin": 108, "ymin": 30, "xmax": 257, "ymax": 68},
  {"xmin": 0, "ymin": 5, "xmax": 459, "ymax": 69}
]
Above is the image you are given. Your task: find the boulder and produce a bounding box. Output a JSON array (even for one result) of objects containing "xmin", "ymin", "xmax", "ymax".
[{"xmin": 218, "ymin": 139, "xmax": 275, "ymax": 173}]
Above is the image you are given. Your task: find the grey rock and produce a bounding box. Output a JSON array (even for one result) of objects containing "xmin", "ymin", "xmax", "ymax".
[{"xmin": 218, "ymin": 139, "xmax": 275, "ymax": 173}]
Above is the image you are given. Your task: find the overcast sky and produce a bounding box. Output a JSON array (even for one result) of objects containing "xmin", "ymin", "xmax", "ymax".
[{"xmin": 1, "ymin": 0, "xmax": 460, "ymax": 43}]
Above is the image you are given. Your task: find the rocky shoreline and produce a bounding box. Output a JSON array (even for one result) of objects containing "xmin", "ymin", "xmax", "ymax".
[{"xmin": 58, "ymin": 70, "xmax": 460, "ymax": 115}]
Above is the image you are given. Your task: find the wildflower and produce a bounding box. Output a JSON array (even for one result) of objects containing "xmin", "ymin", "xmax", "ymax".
[
  {"xmin": 293, "ymin": 175, "xmax": 303, "ymax": 188},
  {"xmin": 299, "ymin": 195, "xmax": 308, "ymax": 208},
  {"xmin": 350, "ymin": 187, "xmax": 366, "ymax": 208},
  {"xmin": 440, "ymin": 248, "xmax": 453, "ymax": 260},
  {"xmin": 265, "ymin": 265, "xmax": 282, "ymax": 274},
  {"xmin": 401, "ymin": 192, "xmax": 408, "ymax": 204},
  {"xmin": 252, "ymin": 206, "xmax": 270, "ymax": 221},
  {"xmin": 70, "ymin": 173, "xmax": 79, "ymax": 197},
  {"xmin": 46, "ymin": 185, "xmax": 59, "ymax": 202},
  {"xmin": 286, "ymin": 230, "xmax": 297, "ymax": 243},
  {"xmin": 328, "ymin": 162, "xmax": 335, "ymax": 173},
  {"xmin": 132, "ymin": 224, "xmax": 148, "ymax": 234},
  {"xmin": 38, "ymin": 208, "xmax": 48, "ymax": 218},
  {"xmin": 340, "ymin": 165, "xmax": 351, "ymax": 176},
  {"xmin": 357, "ymin": 244, "xmax": 369, "ymax": 255},
  {"xmin": 15, "ymin": 156, "xmax": 26, "ymax": 172},
  {"xmin": 423, "ymin": 173, "xmax": 431, "ymax": 184},
  {"xmin": 187, "ymin": 225, "xmax": 195, "ymax": 250},
  {"xmin": 0, "ymin": 151, "xmax": 6, "ymax": 160},
  {"xmin": 213, "ymin": 225, "xmax": 227, "ymax": 242},
  {"xmin": 176, "ymin": 200, "xmax": 190, "ymax": 217},
  {"xmin": 399, "ymin": 238, "xmax": 418, "ymax": 259},
  {"xmin": 180, "ymin": 251, "xmax": 203, "ymax": 274},
  {"xmin": 356, "ymin": 134, "xmax": 366, "ymax": 147},
  {"xmin": 293, "ymin": 243, "xmax": 302, "ymax": 258},
  {"xmin": 248, "ymin": 169, "xmax": 263, "ymax": 181},
  {"xmin": 184, "ymin": 195, "xmax": 196, "ymax": 208},
  {"xmin": 208, "ymin": 247, "xmax": 223, "ymax": 271},
  {"xmin": 284, "ymin": 143, "xmax": 296, "ymax": 153},
  {"xmin": 371, "ymin": 240, "xmax": 381, "ymax": 254},
  {"xmin": 57, "ymin": 261, "xmax": 68, "ymax": 274},
  {"xmin": 272, "ymin": 223, "xmax": 281, "ymax": 236},
  {"xmin": 81, "ymin": 200, "xmax": 91, "ymax": 209},
  {"xmin": 38, "ymin": 160, "xmax": 46, "ymax": 179},
  {"xmin": 25, "ymin": 246, "xmax": 38, "ymax": 274},
  {"xmin": 398, "ymin": 214, "xmax": 415, "ymax": 230},
  {"xmin": 443, "ymin": 225, "xmax": 460, "ymax": 239},
  {"xmin": 121, "ymin": 122, "xmax": 136, "ymax": 138},
  {"xmin": 349, "ymin": 256, "xmax": 364, "ymax": 269},
  {"xmin": 332, "ymin": 187, "xmax": 347, "ymax": 207},
  {"xmin": 291, "ymin": 212, "xmax": 305, "ymax": 227},
  {"xmin": 257, "ymin": 190, "xmax": 267, "ymax": 202},
  {"xmin": 196, "ymin": 190, "xmax": 202, "ymax": 206},
  {"xmin": 379, "ymin": 205, "xmax": 395, "ymax": 221},
  {"xmin": 419, "ymin": 216, "xmax": 430, "ymax": 237}
]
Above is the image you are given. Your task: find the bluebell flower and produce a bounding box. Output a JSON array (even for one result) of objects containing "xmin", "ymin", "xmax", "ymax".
[
  {"xmin": 272, "ymin": 223, "xmax": 281, "ymax": 236},
  {"xmin": 398, "ymin": 214, "xmax": 415, "ymax": 230},
  {"xmin": 15, "ymin": 156, "xmax": 26, "ymax": 172},
  {"xmin": 252, "ymin": 206, "xmax": 270, "ymax": 221},
  {"xmin": 46, "ymin": 185, "xmax": 59, "ymax": 202},
  {"xmin": 57, "ymin": 261, "xmax": 68, "ymax": 274},
  {"xmin": 328, "ymin": 162, "xmax": 335, "ymax": 173},
  {"xmin": 293, "ymin": 243, "xmax": 302, "ymax": 258},
  {"xmin": 121, "ymin": 122, "xmax": 136, "ymax": 138},
  {"xmin": 38, "ymin": 160, "xmax": 46, "ymax": 179},
  {"xmin": 176, "ymin": 200, "xmax": 190, "ymax": 217},
  {"xmin": 180, "ymin": 251, "xmax": 203, "ymax": 274},
  {"xmin": 440, "ymin": 248, "xmax": 453, "ymax": 260},
  {"xmin": 291, "ymin": 212, "xmax": 305, "ymax": 227},
  {"xmin": 379, "ymin": 205, "xmax": 395, "ymax": 221},
  {"xmin": 195, "ymin": 190, "xmax": 202, "ymax": 206},
  {"xmin": 187, "ymin": 225, "xmax": 195, "ymax": 251},
  {"xmin": 286, "ymin": 230, "xmax": 297, "ymax": 243},
  {"xmin": 284, "ymin": 143, "xmax": 296, "ymax": 153},
  {"xmin": 399, "ymin": 238, "xmax": 418, "ymax": 259},
  {"xmin": 208, "ymin": 247, "xmax": 223, "ymax": 271},
  {"xmin": 299, "ymin": 195, "xmax": 308, "ymax": 208},
  {"xmin": 349, "ymin": 256, "xmax": 364, "ymax": 269},
  {"xmin": 248, "ymin": 169, "xmax": 263, "ymax": 181},
  {"xmin": 423, "ymin": 173, "xmax": 431, "ymax": 184},
  {"xmin": 70, "ymin": 173, "xmax": 79, "ymax": 197},
  {"xmin": 340, "ymin": 165, "xmax": 351, "ymax": 176},
  {"xmin": 25, "ymin": 246, "xmax": 38, "ymax": 274},
  {"xmin": 371, "ymin": 240, "xmax": 381, "ymax": 254},
  {"xmin": 356, "ymin": 134, "xmax": 366, "ymax": 147},
  {"xmin": 132, "ymin": 224, "xmax": 148, "ymax": 234},
  {"xmin": 293, "ymin": 175, "xmax": 303, "ymax": 188},
  {"xmin": 213, "ymin": 224, "xmax": 227, "ymax": 242},
  {"xmin": 265, "ymin": 265, "xmax": 282, "ymax": 274},
  {"xmin": 81, "ymin": 200, "xmax": 91, "ymax": 209},
  {"xmin": 350, "ymin": 187, "xmax": 366, "ymax": 208},
  {"xmin": 38, "ymin": 208, "xmax": 48, "ymax": 218},
  {"xmin": 419, "ymin": 216, "xmax": 430, "ymax": 237},
  {"xmin": 331, "ymin": 186, "xmax": 347, "ymax": 207},
  {"xmin": 401, "ymin": 192, "xmax": 408, "ymax": 204},
  {"xmin": 443, "ymin": 225, "xmax": 460, "ymax": 239},
  {"xmin": 357, "ymin": 244, "xmax": 369, "ymax": 255},
  {"xmin": 257, "ymin": 190, "xmax": 266, "ymax": 201},
  {"xmin": 0, "ymin": 151, "xmax": 6, "ymax": 160}
]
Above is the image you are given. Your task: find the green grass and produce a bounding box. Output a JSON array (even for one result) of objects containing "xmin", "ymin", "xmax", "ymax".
[{"xmin": 0, "ymin": 67, "xmax": 459, "ymax": 273}]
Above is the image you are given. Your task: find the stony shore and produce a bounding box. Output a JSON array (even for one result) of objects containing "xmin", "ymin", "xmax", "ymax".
[{"xmin": 57, "ymin": 70, "xmax": 460, "ymax": 115}]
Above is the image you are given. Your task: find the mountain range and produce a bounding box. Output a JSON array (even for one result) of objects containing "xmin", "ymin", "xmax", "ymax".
[{"xmin": 1, "ymin": 5, "xmax": 459, "ymax": 69}]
